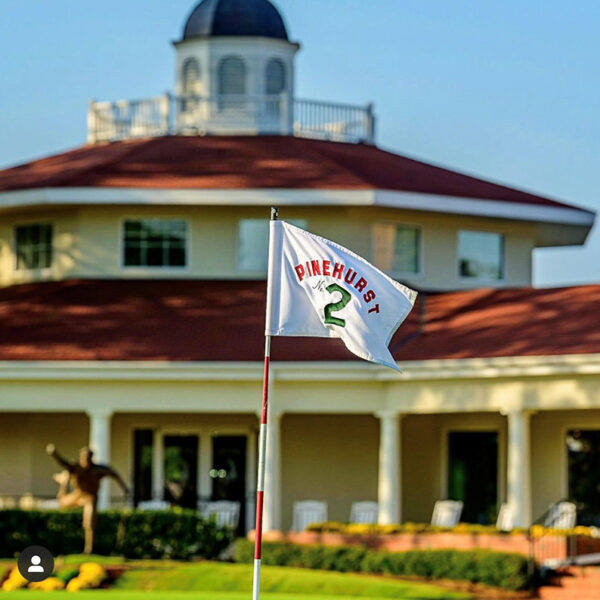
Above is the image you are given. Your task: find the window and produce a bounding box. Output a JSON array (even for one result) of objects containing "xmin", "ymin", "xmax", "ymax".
[
  {"xmin": 238, "ymin": 219, "xmax": 307, "ymax": 273},
  {"xmin": 123, "ymin": 220, "xmax": 187, "ymax": 268},
  {"xmin": 182, "ymin": 58, "xmax": 201, "ymax": 96},
  {"xmin": 218, "ymin": 56, "xmax": 246, "ymax": 109},
  {"xmin": 392, "ymin": 225, "xmax": 421, "ymax": 274},
  {"xmin": 15, "ymin": 224, "xmax": 52, "ymax": 270},
  {"xmin": 266, "ymin": 59, "xmax": 286, "ymax": 95},
  {"xmin": 458, "ymin": 230, "xmax": 504, "ymax": 280}
]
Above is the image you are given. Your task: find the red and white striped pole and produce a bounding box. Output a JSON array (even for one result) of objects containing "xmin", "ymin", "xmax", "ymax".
[{"xmin": 252, "ymin": 207, "xmax": 278, "ymax": 600}]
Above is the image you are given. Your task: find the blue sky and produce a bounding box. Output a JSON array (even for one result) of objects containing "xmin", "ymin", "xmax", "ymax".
[{"xmin": 0, "ymin": 0, "xmax": 598, "ymax": 287}]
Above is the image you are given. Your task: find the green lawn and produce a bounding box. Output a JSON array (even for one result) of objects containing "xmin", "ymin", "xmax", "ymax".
[{"xmin": 1, "ymin": 559, "xmax": 471, "ymax": 600}]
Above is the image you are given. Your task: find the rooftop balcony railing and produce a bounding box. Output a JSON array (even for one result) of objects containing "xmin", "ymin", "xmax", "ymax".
[{"xmin": 87, "ymin": 93, "xmax": 376, "ymax": 145}]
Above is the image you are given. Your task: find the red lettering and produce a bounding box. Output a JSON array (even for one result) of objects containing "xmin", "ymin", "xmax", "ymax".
[
  {"xmin": 344, "ymin": 269, "xmax": 357, "ymax": 285},
  {"xmin": 311, "ymin": 260, "xmax": 321, "ymax": 276},
  {"xmin": 295, "ymin": 264, "xmax": 305, "ymax": 282},
  {"xmin": 306, "ymin": 261, "xmax": 312, "ymax": 277},
  {"xmin": 332, "ymin": 263, "xmax": 344, "ymax": 279},
  {"xmin": 363, "ymin": 290, "xmax": 376, "ymax": 303},
  {"xmin": 355, "ymin": 277, "xmax": 368, "ymax": 293},
  {"xmin": 322, "ymin": 260, "xmax": 331, "ymax": 276},
  {"xmin": 368, "ymin": 304, "xmax": 380, "ymax": 314}
]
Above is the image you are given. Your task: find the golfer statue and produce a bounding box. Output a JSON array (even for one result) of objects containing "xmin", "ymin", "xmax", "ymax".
[{"xmin": 46, "ymin": 443, "xmax": 129, "ymax": 554}]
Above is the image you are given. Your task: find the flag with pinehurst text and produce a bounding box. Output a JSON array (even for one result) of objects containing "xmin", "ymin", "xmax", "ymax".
[{"xmin": 265, "ymin": 220, "xmax": 418, "ymax": 371}]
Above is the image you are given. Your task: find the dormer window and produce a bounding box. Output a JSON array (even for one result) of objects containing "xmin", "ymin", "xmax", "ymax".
[
  {"xmin": 266, "ymin": 59, "xmax": 286, "ymax": 95},
  {"xmin": 218, "ymin": 56, "xmax": 247, "ymax": 109},
  {"xmin": 123, "ymin": 219, "xmax": 187, "ymax": 269},
  {"xmin": 182, "ymin": 58, "xmax": 201, "ymax": 96},
  {"xmin": 15, "ymin": 223, "xmax": 53, "ymax": 270},
  {"xmin": 459, "ymin": 230, "xmax": 504, "ymax": 280}
]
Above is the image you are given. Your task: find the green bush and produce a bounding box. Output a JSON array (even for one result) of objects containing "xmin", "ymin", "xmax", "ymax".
[
  {"xmin": 235, "ymin": 540, "xmax": 531, "ymax": 591},
  {"xmin": 0, "ymin": 509, "xmax": 233, "ymax": 560}
]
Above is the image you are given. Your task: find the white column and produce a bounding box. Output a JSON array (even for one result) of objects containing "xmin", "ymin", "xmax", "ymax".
[
  {"xmin": 262, "ymin": 410, "xmax": 282, "ymax": 533},
  {"xmin": 152, "ymin": 430, "xmax": 164, "ymax": 502},
  {"xmin": 87, "ymin": 408, "xmax": 113, "ymax": 510},
  {"xmin": 199, "ymin": 434, "xmax": 212, "ymax": 503},
  {"xmin": 376, "ymin": 410, "xmax": 402, "ymax": 525},
  {"xmin": 505, "ymin": 410, "xmax": 534, "ymax": 528}
]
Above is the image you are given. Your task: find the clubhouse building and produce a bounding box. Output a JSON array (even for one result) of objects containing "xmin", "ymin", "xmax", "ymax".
[{"xmin": 0, "ymin": 0, "xmax": 598, "ymax": 535}]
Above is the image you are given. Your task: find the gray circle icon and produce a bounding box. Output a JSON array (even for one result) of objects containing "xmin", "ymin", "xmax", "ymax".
[{"xmin": 17, "ymin": 545, "xmax": 54, "ymax": 583}]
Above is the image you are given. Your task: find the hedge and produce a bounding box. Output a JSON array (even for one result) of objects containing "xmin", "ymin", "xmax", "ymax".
[
  {"xmin": 307, "ymin": 520, "xmax": 598, "ymax": 538},
  {"xmin": 235, "ymin": 540, "xmax": 531, "ymax": 591},
  {"xmin": 0, "ymin": 509, "xmax": 233, "ymax": 560}
]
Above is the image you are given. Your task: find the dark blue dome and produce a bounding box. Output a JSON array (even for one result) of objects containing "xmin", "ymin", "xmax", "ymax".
[{"xmin": 182, "ymin": 0, "xmax": 289, "ymax": 41}]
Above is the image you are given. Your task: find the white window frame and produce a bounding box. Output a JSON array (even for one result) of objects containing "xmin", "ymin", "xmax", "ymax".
[
  {"xmin": 119, "ymin": 217, "xmax": 190, "ymax": 272},
  {"xmin": 13, "ymin": 221, "xmax": 54, "ymax": 273},
  {"xmin": 389, "ymin": 222, "xmax": 424, "ymax": 279},
  {"xmin": 457, "ymin": 229, "xmax": 505, "ymax": 283}
]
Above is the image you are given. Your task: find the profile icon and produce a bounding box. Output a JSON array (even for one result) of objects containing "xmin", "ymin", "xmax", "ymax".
[
  {"xmin": 28, "ymin": 555, "xmax": 44, "ymax": 573},
  {"xmin": 17, "ymin": 545, "xmax": 54, "ymax": 583}
]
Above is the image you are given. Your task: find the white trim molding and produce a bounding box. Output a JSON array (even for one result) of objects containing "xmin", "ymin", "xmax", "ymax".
[
  {"xmin": 0, "ymin": 187, "xmax": 593, "ymax": 232},
  {"xmin": 0, "ymin": 353, "xmax": 599, "ymax": 384}
]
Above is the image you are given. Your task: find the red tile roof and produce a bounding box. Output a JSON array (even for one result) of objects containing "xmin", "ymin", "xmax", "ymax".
[
  {"xmin": 0, "ymin": 136, "xmax": 584, "ymax": 212},
  {"xmin": 0, "ymin": 279, "xmax": 598, "ymax": 363}
]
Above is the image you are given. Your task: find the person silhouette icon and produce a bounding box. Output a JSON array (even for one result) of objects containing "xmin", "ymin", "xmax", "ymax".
[
  {"xmin": 27, "ymin": 556, "xmax": 44, "ymax": 574},
  {"xmin": 18, "ymin": 545, "xmax": 54, "ymax": 583}
]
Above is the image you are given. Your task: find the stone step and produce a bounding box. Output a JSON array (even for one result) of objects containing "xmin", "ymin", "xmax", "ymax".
[{"xmin": 538, "ymin": 588, "xmax": 600, "ymax": 600}]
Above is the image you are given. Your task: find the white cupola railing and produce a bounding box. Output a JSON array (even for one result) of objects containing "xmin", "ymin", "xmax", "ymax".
[{"xmin": 87, "ymin": 93, "xmax": 376, "ymax": 145}]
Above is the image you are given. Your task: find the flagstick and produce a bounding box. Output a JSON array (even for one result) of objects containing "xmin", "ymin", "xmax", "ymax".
[{"xmin": 252, "ymin": 207, "xmax": 278, "ymax": 600}]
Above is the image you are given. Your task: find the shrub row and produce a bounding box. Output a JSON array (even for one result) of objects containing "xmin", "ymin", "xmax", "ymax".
[
  {"xmin": 0, "ymin": 509, "xmax": 233, "ymax": 560},
  {"xmin": 235, "ymin": 540, "xmax": 531, "ymax": 590}
]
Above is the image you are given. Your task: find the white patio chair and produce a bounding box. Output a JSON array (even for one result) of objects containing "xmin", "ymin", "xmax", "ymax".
[
  {"xmin": 0, "ymin": 496, "xmax": 17, "ymax": 509},
  {"xmin": 199, "ymin": 501, "xmax": 240, "ymax": 529},
  {"xmin": 431, "ymin": 500, "xmax": 463, "ymax": 527},
  {"xmin": 37, "ymin": 499, "xmax": 60, "ymax": 510},
  {"xmin": 350, "ymin": 501, "xmax": 379, "ymax": 524},
  {"xmin": 292, "ymin": 500, "xmax": 327, "ymax": 532},
  {"xmin": 496, "ymin": 503, "xmax": 514, "ymax": 532},
  {"xmin": 545, "ymin": 501, "xmax": 577, "ymax": 530},
  {"xmin": 137, "ymin": 499, "xmax": 170, "ymax": 511}
]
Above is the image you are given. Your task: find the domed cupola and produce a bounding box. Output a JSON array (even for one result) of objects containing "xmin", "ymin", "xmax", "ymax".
[
  {"xmin": 173, "ymin": 0, "xmax": 299, "ymax": 136},
  {"xmin": 182, "ymin": 0, "xmax": 289, "ymax": 41}
]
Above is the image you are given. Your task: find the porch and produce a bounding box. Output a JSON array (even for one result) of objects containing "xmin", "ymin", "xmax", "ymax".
[{"xmin": 1, "ymin": 400, "xmax": 600, "ymax": 534}]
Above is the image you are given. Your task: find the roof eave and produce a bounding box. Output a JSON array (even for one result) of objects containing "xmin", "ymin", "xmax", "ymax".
[{"xmin": 0, "ymin": 186, "xmax": 593, "ymax": 247}]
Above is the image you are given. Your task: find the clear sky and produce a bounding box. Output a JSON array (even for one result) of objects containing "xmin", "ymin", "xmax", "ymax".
[{"xmin": 1, "ymin": 0, "xmax": 598, "ymax": 287}]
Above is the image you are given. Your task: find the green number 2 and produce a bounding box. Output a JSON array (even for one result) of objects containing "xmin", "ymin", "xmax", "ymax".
[{"xmin": 324, "ymin": 283, "xmax": 352, "ymax": 328}]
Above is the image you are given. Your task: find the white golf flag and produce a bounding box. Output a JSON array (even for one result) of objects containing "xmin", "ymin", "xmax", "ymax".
[{"xmin": 266, "ymin": 220, "xmax": 418, "ymax": 371}]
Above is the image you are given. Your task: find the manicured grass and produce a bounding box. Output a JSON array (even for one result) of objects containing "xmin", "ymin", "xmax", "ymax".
[
  {"xmin": 113, "ymin": 561, "xmax": 469, "ymax": 598},
  {"xmin": 1, "ymin": 559, "xmax": 471, "ymax": 600}
]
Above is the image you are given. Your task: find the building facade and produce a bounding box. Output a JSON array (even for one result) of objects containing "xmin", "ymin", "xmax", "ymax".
[{"xmin": 0, "ymin": 0, "xmax": 598, "ymax": 535}]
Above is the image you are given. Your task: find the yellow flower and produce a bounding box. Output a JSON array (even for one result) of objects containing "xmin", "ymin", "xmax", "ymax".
[{"xmin": 29, "ymin": 577, "xmax": 65, "ymax": 591}]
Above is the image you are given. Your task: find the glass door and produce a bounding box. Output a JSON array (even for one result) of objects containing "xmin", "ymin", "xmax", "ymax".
[
  {"xmin": 164, "ymin": 434, "xmax": 199, "ymax": 509},
  {"xmin": 448, "ymin": 431, "xmax": 498, "ymax": 524},
  {"xmin": 211, "ymin": 436, "xmax": 247, "ymax": 533},
  {"xmin": 567, "ymin": 429, "xmax": 600, "ymax": 525}
]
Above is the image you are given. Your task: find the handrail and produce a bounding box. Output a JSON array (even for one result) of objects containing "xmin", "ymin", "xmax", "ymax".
[
  {"xmin": 528, "ymin": 499, "xmax": 580, "ymax": 580},
  {"xmin": 87, "ymin": 93, "xmax": 376, "ymax": 145}
]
